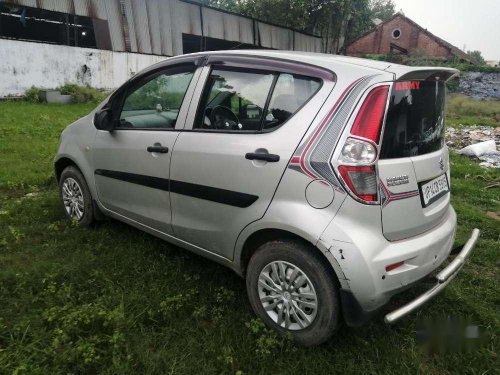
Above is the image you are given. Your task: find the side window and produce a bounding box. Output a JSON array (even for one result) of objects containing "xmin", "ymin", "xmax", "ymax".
[
  {"xmin": 119, "ymin": 68, "xmax": 195, "ymax": 129},
  {"xmin": 194, "ymin": 68, "xmax": 321, "ymax": 132},
  {"xmin": 263, "ymin": 74, "xmax": 321, "ymax": 131},
  {"xmin": 194, "ymin": 69, "xmax": 274, "ymax": 131}
]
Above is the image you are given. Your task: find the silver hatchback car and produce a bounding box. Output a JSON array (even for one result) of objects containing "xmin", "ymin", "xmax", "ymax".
[{"xmin": 55, "ymin": 50, "xmax": 479, "ymax": 346}]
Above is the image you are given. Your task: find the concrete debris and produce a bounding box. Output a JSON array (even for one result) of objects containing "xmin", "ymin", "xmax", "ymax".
[
  {"xmin": 478, "ymin": 153, "xmax": 500, "ymax": 168},
  {"xmin": 458, "ymin": 140, "xmax": 496, "ymax": 157},
  {"xmin": 446, "ymin": 126, "xmax": 500, "ymax": 168},
  {"xmin": 458, "ymin": 72, "xmax": 500, "ymax": 100},
  {"xmin": 24, "ymin": 192, "xmax": 40, "ymax": 198}
]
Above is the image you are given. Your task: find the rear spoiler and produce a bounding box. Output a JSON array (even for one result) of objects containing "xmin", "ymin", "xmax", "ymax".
[{"xmin": 386, "ymin": 66, "xmax": 459, "ymax": 82}]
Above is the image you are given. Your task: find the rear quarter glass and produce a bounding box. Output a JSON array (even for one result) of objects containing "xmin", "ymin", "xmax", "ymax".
[{"xmin": 380, "ymin": 80, "xmax": 445, "ymax": 159}]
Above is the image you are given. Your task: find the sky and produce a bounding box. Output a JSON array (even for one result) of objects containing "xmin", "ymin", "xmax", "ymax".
[{"xmin": 392, "ymin": 0, "xmax": 500, "ymax": 60}]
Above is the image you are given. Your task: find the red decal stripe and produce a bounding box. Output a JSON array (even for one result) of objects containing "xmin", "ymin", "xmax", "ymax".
[{"xmin": 298, "ymin": 77, "xmax": 364, "ymax": 178}]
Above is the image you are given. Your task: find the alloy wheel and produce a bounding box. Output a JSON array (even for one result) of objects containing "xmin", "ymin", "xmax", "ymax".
[
  {"xmin": 61, "ymin": 177, "xmax": 85, "ymax": 220},
  {"xmin": 257, "ymin": 260, "xmax": 318, "ymax": 330}
]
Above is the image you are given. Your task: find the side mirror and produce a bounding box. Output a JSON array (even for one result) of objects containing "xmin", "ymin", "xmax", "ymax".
[{"xmin": 94, "ymin": 108, "xmax": 115, "ymax": 131}]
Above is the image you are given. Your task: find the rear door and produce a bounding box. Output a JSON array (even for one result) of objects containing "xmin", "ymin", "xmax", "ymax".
[
  {"xmin": 169, "ymin": 58, "xmax": 331, "ymax": 258},
  {"xmin": 378, "ymin": 80, "xmax": 451, "ymax": 240}
]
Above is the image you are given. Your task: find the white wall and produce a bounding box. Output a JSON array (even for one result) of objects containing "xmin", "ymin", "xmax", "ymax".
[{"xmin": 0, "ymin": 39, "xmax": 167, "ymax": 97}]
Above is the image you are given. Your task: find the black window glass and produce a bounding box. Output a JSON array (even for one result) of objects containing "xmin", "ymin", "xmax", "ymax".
[
  {"xmin": 119, "ymin": 69, "xmax": 194, "ymax": 129},
  {"xmin": 263, "ymin": 74, "xmax": 321, "ymax": 130},
  {"xmin": 195, "ymin": 69, "xmax": 321, "ymax": 132},
  {"xmin": 381, "ymin": 81, "xmax": 446, "ymax": 158},
  {"xmin": 195, "ymin": 69, "xmax": 274, "ymax": 131},
  {"xmin": 0, "ymin": 4, "xmax": 110, "ymax": 49}
]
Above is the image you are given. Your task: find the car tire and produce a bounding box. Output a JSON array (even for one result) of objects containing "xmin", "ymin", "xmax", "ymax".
[
  {"xmin": 59, "ymin": 166, "xmax": 96, "ymax": 227},
  {"xmin": 246, "ymin": 240, "xmax": 340, "ymax": 346}
]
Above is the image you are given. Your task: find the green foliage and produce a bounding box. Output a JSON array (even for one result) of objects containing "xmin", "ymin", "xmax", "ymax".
[
  {"xmin": 24, "ymin": 86, "xmax": 42, "ymax": 103},
  {"xmin": 122, "ymin": 75, "xmax": 188, "ymax": 111},
  {"xmin": 364, "ymin": 52, "xmax": 412, "ymax": 64},
  {"xmin": 447, "ymin": 95, "xmax": 500, "ymax": 118},
  {"xmin": 0, "ymin": 102, "xmax": 95, "ymax": 189},
  {"xmin": 453, "ymin": 63, "xmax": 500, "ymax": 73},
  {"xmin": 466, "ymin": 50, "xmax": 486, "ymax": 66},
  {"xmin": 365, "ymin": 51, "xmax": 500, "ymax": 73},
  {"xmin": 446, "ymin": 94, "xmax": 500, "ymax": 126},
  {"xmin": 0, "ymin": 102, "xmax": 498, "ymax": 373},
  {"xmin": 368, "ymin": 0, "xmax": 395, "ymax": 21},
  {"xmin": 206, "ymin": 0, "xmax": 396, "ymax": 52},
  {"xmin": 445, "ymin": 77, "xmax": 460, "ymax": 93},
  {"xmin": 245, "ymin": 318, "xmax": 295, "ymax": 357},
  {"xmin": 58, "ymin": 83, "xmax": 108, "ymax": 104}
]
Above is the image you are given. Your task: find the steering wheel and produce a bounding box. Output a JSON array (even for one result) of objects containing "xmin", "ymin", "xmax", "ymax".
[{"xmin": 211, "ymin": 105, "xmax": 241, "ymax": 130}]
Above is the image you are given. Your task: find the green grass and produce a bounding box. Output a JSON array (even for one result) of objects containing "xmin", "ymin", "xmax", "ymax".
[
  {"xmin": 0, "ymin": 103, "xmax": 499, "ymax": 374},
  {"xmin": 446, "ymin": 95, "xmax": 500, "ymax": 128},
  {"xmin": 0, "ymin": 102, "xmax": 95, "ymax": 189}
]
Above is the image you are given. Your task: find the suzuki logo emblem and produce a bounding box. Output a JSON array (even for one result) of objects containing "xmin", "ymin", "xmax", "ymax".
[{"xmin": 439, "ymin": 157, "xmax": 444, "ymax": 171}]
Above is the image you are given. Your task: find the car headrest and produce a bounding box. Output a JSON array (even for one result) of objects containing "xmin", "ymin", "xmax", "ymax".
[{"xmin": 270, "ymin": 95, "xmax": 299, "ymax": 122}]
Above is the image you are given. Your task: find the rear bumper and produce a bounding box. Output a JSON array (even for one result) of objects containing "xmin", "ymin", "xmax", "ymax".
[
  {"xmin": 320, "ymin": 203, "xmax": 459, "ymax": 314},
  {"xmin": 384, "ymin": 228, "xmax": 480, "ymax": 324}
]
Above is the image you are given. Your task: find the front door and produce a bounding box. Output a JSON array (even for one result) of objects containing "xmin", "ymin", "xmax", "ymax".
[
  {"xmin": 169, "ymin": 61, "xmax": 326, "ymax": 258},
  {"xmin": 93, "ymin": 64, "xmax": 198, "ymax": 234}
]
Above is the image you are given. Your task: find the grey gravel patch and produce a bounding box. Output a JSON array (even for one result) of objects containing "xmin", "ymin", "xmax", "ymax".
[{"xmin": 458, "ymin": 72, "xmax": 500, "ymax": 100}]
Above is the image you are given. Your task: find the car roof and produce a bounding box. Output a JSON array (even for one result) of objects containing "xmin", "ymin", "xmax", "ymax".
[
  {"xmin": 208, "ymin": 49, "xmax": 394, "ymax": 70},
  {"xmin": 200, "ymin": 50, "xmax": 459, "ymax": 80},
  {"xmin": 140, "ymin": 50, "xmax": 458, "ymax": 83}
]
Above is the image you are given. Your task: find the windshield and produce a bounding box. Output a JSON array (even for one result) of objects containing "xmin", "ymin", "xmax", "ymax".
[{"xmin": 380, "ymin": 80, "xmax": 445, "ymax": 158}]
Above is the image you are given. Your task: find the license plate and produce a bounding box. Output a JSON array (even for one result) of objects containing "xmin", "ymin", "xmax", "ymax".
[{"xmin": 419, "ymin": 174, "xmax": 449, "ymax": 207}]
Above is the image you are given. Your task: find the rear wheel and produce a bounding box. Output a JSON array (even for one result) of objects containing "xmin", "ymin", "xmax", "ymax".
[
  {"xmin": 59, "ymin": 166, "xmax": 96, "ymax": 227},
  {"xmin": 246, "ymin": 240, "xmax": 340, "ymax": 346}
]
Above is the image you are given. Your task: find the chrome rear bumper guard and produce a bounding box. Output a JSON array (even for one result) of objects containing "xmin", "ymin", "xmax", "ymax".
[{"xmin": 384, "ymin": 228, "xmax": 480, "ymax": 324}]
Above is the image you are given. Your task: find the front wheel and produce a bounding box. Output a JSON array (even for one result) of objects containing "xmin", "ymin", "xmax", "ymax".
[
  {"xmin": 246, "ymin": 240, "xmax": 340, "ymax": 346},
  {"xmin": 59, "ymin": 166, "xmax": 96, "ymax": 227}
]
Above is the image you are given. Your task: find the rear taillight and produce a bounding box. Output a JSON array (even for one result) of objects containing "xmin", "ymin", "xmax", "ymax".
[
  {"xmin": 339, "ymin": 137, "xmax": 377, "ymax": 164},
  {"xmin": 351, "ymin": 85, "xmax": 389, "ymax": 143},
  {"xmin": 338, "ymin": 165, "xmax": 378, "ymax": 202},
  {"xmin": 336, "ymin": 85, "xmax": 390, "ymax": 204}
]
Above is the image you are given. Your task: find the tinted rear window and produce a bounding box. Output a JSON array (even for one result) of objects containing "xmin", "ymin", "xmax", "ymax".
[{"xmin": 380, "ymin": 81, "xmax": 445, "ymax": 158}]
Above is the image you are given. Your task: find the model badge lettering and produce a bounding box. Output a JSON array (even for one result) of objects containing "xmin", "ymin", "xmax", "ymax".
[
  {"xmin": 439, "ymin": 157, "xmax": 444, "ymax": 171},
  {"xmin": 386, "ymin": 175, "xmax": 409, "ymax": 186}
]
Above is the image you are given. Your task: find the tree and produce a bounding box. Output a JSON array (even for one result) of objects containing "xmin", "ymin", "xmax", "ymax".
[
  {"xmin": 369, "ymin": 0, "xmax": 395, "ymax": 21},
  {"xmin": 466, "ymin": 50, "xmax": 486, "ymax": 65},
  {"xmin": 202, "ymin": 0, "xmax": 395, "ymax": 53}
]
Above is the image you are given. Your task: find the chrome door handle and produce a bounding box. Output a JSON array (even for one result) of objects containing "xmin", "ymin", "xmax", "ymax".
[
  {"xmin": 245, "ymin": 153, "xmax": 280, "ymax": 162},
  {"xmin": 147, "ymin": 145, "xmax": 169, "ymax": 153}
]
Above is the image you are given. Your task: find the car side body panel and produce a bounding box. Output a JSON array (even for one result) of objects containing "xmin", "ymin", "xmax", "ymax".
[
  {"xmin": 169, "ymin": 61, "xmax": 338, "ymax": 260},
  {"xmin": 233, "ymin": 64, "xmax": 393, "ymax": 271},
  {"xmin": 55, "ymin": 113, "xmax": 98, "ymax": 196}
]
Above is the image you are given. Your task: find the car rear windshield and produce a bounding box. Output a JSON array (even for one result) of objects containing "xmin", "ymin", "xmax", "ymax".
[{"xmin": 380, "ymin": 80, "xmax": 445, "ymax": 159}]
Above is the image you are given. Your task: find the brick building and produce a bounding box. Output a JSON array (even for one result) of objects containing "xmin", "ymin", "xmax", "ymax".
[{"xmin": 345, "ymin": 13, "xmax": 474, "ymax": 64}]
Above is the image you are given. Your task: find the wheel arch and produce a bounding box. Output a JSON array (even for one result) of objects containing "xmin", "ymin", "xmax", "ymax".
[
  {"xmin": 238, "ymin": 228, "xmax": 339, "ymax": 284},
  {"xmin": 54, "ymin": 156, "xmax": 82, "ymax": 183},
  {"xmin": 55, "ymin": 155, "xmax": 104, "ymax": 221}
]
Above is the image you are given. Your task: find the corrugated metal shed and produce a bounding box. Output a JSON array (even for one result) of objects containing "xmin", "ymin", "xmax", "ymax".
[
  {"xmin": 104, "ymin": 0, "xmax": 126, "ymax": 52},
  {"xmin": 5, "ymin": 0, "xmax": 324, "ymax": 56},
  {"xmin": 202, "ymin": 6, "xmax": 254, "ymax": 45},
  {"xmin": 258, "ymin": 22, "xmax": 293, "ymax": 50}
]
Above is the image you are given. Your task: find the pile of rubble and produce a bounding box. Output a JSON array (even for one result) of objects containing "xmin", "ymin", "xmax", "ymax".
[
  {"xmin": 446, "ymin": 126, "xmax": 500, "ymax": 168},
  {"xmin": 458, "ymin": 72, "xmax": 500, "ymax": 100}
]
